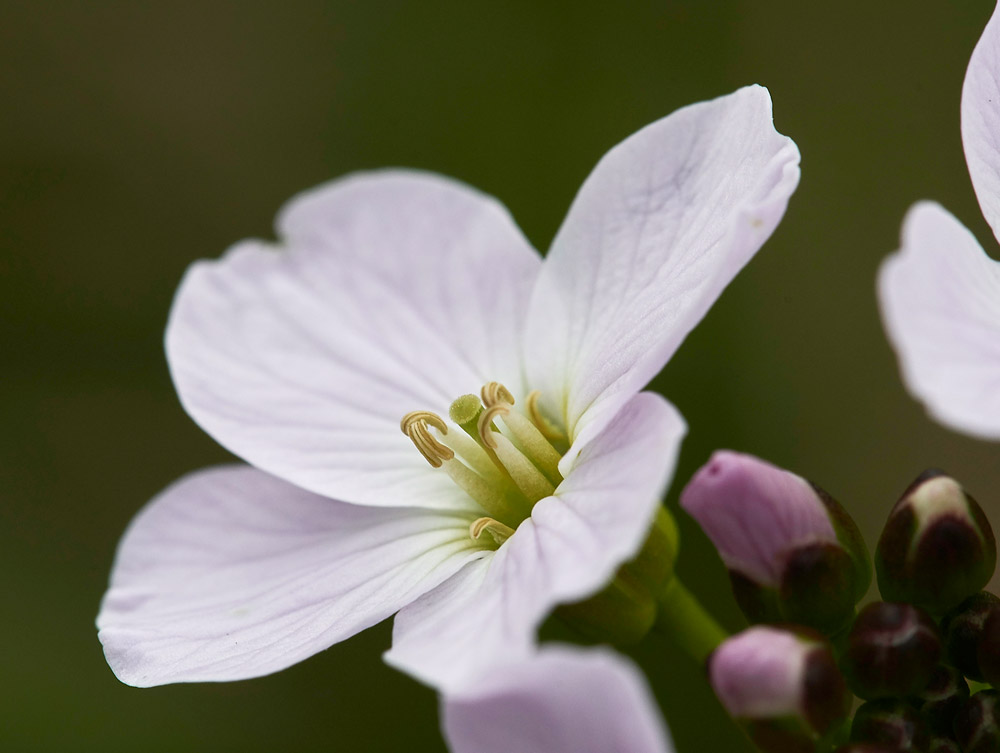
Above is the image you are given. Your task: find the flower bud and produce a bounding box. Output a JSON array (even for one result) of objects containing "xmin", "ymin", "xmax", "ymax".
[
  {"xmin": 941, "ymin": 592, "xmax": 1000, "ymax": 681},
  {"xmin": 681, "ymin": 451, "xmax": 870, "ymax": 633},
  {"xmin": 953, "ymin": 690, "xmax": 1000, "ymax": 753},
  {"xmin": 918, "ymin": 664, "xmax": 969, "ymax": 736},
  {"xmin": 842, "ymin": 601, "xmax": 942, "ymax": 700},
  {"xmin": 876, "ymin": 470, "xmax": 996, "ymax": 613},
  {"xmin": 928, "ymin": 738, "xmax": 961, "ymax": 753},
  {"xmin": 850, "ymin": 699, "xmax": 929, "ymax": 751},
  {"xmin": 709, "ymin": 626, "xmax": 850, "ymax": 752},
  {"xmin": 978, "ymin": 606, "xmax": 1000, "ymax": 687}
]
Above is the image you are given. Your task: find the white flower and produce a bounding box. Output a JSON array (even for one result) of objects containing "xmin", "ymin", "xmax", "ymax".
[
  {"xmin": 97, "ymin": 85, "xmax": 799, "ymax": 690},
  {"xmin": 442, "ymin": 646, "xmax": 674, "ymax": 753},
  {"xmin": 879, "ymin": 2, "xmax": 1000, "ymax": 439}
]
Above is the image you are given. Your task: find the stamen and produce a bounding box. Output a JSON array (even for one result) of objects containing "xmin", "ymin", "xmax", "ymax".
[
  {"xmin": 401, "ymin": 411, "xmax": 454, "ymax": 468},
  {"xmin": 478, "ymin": 394, "xmax": 563, "ymax": 486},
  {"xmin": 481, "ymin": 381, "xmax": 515, "ymax": 409},
  {"xmin": 479, "ymin": 411, "xmax": 556, "ymax": 504},
  {"xmin": 470, "ymin": 517, "xmax": 516, "ymax": 547},
  {"xmin": 441, "ymin": 458, "xmax": 524, "ymax": 527},
  {"xmin": 477, "ymin": 403, "xmax": 510, "ymax": 450},
  {"xmin": 526, "ymin": 390, "xmax": 566, "ymax": 442}
]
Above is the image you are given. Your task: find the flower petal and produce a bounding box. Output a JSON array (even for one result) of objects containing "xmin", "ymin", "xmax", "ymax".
[
  {"xmin": 97, "ymin": 465, "xmax": 484, "ymax": 687},
  {"xmin": 525, "ymin": 85, "xmax": 800, "ymax": 470},
  {"xmin": 441, "ymin": 646, "xmax": 674, "ymax": 753},
  {"xmin": 879, "ymin": 201, "xmax": 1000, "ymax": 439},
  {"xmin": 385, "ymin": 392, "xmax": 686, "ymax": 688},
  {"xmin": 166, "ymin": 170, "xmax": 541, "ymax": 509},
  {"xmin": 962, "ymin": 1, "xmax": 1000, "ymax": 238}
]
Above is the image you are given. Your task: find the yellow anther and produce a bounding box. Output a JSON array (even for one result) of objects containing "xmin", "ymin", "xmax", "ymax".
[
  {"xmin": 400, "ymin": 410, "xmax": 454, "ymax": 468},
  {"xmin": 470, "ymin": 517, "xmax": 516, "ymax": 547},
  {"xmin": 526, "ymin": 390, "xmax": 565, "ymax": 442},
  {"xmin": 477, "ymin": 403, "xmax": 510, "ymax": 449},
  {"xmin": 481, "ymin": 381, "xmax": 514, "ymax": 409}
]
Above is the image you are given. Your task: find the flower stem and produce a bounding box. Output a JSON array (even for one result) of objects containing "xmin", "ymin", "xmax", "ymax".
[{"xmin": 654, "ymin": 577, "xmax": 728, "ymax": 664}]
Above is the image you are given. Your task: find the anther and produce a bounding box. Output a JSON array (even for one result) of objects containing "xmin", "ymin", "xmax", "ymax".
[
  {"xmin": 526, "ymin": 390, "xmax": 565, "ymax": 442},
  {"xmin": 481, "ymin": 381, "xmax": 514, "ymax": 409},
  {"xmin": 470, "ymin": 517, "xmax": 516, "ymax": 547},
  {"xmin": 400, "ymin": 411, "xmax": 454, "ymax": 468},
  {"xmin": 477, "ymin": 404, "xmax": 509, "ymax": 449}
]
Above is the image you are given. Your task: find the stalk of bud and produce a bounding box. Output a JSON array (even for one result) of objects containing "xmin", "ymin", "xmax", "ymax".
[
  {"xmin": 875, "ymin": 470, "xmax": 996, "ymax": 614},
  {"xmin": 681, "ymin": 451, "xmax": 870, "ymax": 633},
  {"xmin": 841, "ymin": 601, "xmax": 942, "ymax": 700},
  {"xmin": 708, "ymin": 625, "xmax": 850, "ymax": 753}
]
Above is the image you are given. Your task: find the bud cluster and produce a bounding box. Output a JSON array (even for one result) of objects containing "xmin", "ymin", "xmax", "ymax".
[{"xmin": 684, "ymin": 452, "xmax": 1000, "ymax": 753}]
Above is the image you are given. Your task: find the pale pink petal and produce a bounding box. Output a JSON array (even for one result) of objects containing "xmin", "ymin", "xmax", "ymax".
[
  {"xmin": 97, "ymin": 465, "xmax": 484, "ymax": 687},
  {"xmin": 879, "ymin": 202, "xmax": 1000, "ymax": 439},
  {"xmin": 386, "ymin": 392, "xmax": 686, "ymax": 688},
  {"xmin": 962, "ymin": 1, "xmax": 1000, "ymax": 238},
  {"xmin": 525, "ymin": 85, "xmax": 800, "ymax": 471},
  {"xmin": 442, "ymin": 646, "xmax": 674, "ymax": 753},
  {"xmin": 680, "ymin": 450, "xmax": 836, "ymax": 586},
  {"xmin": 166, "ymin": 170, "xmax": 541, "ymax": 509}
]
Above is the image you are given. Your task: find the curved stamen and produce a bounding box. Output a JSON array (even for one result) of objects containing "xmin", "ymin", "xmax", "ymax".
[
  {"xmin": 401, "ymin": 410, "xmax": 454, "ymax": 467},
  {"xmin": 477, "ymin": 403, "xmax": 510, "ymax": 449},
  {"xmin": 481, "ymin": 381, "xmax": 514, "ymax": 409},
  {"xmin": 470, "ymin": 517, "xmax": 516, "ymax": 547},
  {"xmin": 526, "ymin": 390, "xmax": 566, "ymax": 442}
]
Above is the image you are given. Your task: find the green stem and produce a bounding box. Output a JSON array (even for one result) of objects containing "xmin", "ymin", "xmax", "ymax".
[{"xmin": 654, "ymin": 577, "xmax": 728, "ymax": 664}]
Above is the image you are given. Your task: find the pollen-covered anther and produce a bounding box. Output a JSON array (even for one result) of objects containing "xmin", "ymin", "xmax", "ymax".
[
  {"xmin": 470, "ymin": 517, "xmax": 515, "ymax": 547},
  {"xmin": 400, "ymin": 411, "xmax": 454, "ymax": 468},
  {"xmin": 477, "ymin": 403, "xmax": 510, "ymax": 450}
]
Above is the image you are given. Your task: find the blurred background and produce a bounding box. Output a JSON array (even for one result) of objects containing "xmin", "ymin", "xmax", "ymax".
[{"xmin": 2, "ymin": 0, "xmax": 997, "ymax": 750}]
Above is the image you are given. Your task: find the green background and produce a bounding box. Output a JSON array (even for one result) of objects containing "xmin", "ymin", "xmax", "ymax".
[{"xmin": 2, "ymin": 1, "xmax": 998, "ymax": 750}]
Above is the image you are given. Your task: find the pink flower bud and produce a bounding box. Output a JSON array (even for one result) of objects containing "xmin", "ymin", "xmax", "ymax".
[
  {"xmin": 681, "ymin": 451, "xmax": 870, "ymax": 633},
  {"xmin": 681, "ymin": 451, "xmax": 836, "ymax": 587},
  {"xmin": 709, "ymin": 626, "xmax": 850, "ymax": 752}
]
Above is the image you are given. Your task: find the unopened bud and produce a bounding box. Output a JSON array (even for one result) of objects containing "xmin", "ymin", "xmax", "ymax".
[
  {"xmin": 876, "ymin": 470, "xmax": 996, "ymax": 613},
  {"xmin": 709, "ymin": 626, "xmax": 850, "ymax": 752},
  {"xmin": 918, "ymin": 664, "xmax": 969, "ymax": 736},
  {"xmin": 928, "ymin": 738, "xmax": 961, "ymax": 753},
  {"xmin": 941, "ymin": 592, "xmax": 1000, "ymax": 681},
  {"xmin": 681, "ymin": 451, "xmax": 870, "ymax": 633},
  {"xmin": 842, "ymin": 602, "xmax": 942, "ymax": 700},
  {"xmin": 979, "ymin": 607, "xmax": 1000, "ymax": 687},
  {"xmin": 850, "ymin": 699, "xmax": 929, "ymax": 751},
  {"xmin": 954, "ymin": 690, "xmax": 1000, "ymax": 753}
]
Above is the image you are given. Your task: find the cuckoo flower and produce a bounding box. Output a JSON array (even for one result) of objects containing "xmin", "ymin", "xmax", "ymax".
[
  {"xmin": 879, "ymin": 2, "xmax": 1000, "ymax": 440},
  {"xmin": 442, "ymin": 646, "xmax": 674, "ymax": 753},
  {"xmin": 97, "ymin": 85, "xmax": 800, "ymax": 690}
]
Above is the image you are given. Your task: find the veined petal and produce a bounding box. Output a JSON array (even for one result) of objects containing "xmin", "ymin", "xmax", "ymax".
[
  {"xmin": 879, "ymin": 201, "xmax": 1000, "ymax": 439},
  {"xmin": 441, "ymin": 646, "xmax": 674, "ymax": 753},
  {"xmin": 962, "ymin": 1, "xmax": 1000, "ymax": 239},
  {"xmin": 97, "ymin": 465, "xmax": 484, "ymax": 687},
  {"xmin": 525, "ymin": 85, "xmax": 799, "ymax": 470},
  {"xmin": 166, "ymin": 170, "xmax": 541, "ymax": 509},
  {"xmin": 385, "ymin": 392, "xmax": 686, "ymax": 689}
]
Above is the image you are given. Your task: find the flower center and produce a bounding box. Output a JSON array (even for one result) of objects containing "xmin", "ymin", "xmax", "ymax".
[{"xmin": 401, "ymin": 381, "xmax": 568, "ymax": 547}]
